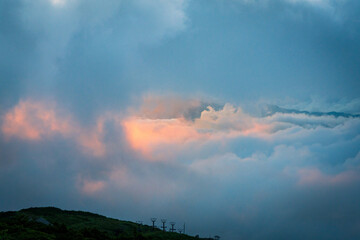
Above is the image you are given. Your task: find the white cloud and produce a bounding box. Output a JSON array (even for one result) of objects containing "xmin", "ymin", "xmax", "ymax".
[
  {"xmin": 195, "ymin": 104, "xmax": 255, "ymax": 132},
  {"xmin": 49, "ymin": 0, "xmax": 67, "ymax": 7}
]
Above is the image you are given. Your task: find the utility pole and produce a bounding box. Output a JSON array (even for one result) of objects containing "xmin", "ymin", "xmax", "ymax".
[
  {"xmin": 161, "ymin": 219, "xmax": 167, "ymax": 232},
  {"xmin": 150, "ymin": 218, "xmax": 157, "ymax": 230},
  {"xmin": 183, "ymin": 222, "xmax": 186, "ymax": 235},
  {"xmin": 170, "ymin": 222, "xmax": 176, "ymax": 232},
  {"xmin": 136, "ymin": 221, "xmax": 142, "ymax": 232}
]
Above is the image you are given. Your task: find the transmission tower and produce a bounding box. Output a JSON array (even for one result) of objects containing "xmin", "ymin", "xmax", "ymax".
[
  {"xmin": 136, "ymin": 221, "xmax": 143, "ymax": 232},
  {"xmin": 170, "ymin": 222, "xmax": 176, "ymax": 232},
  {"xmin": 150, "ymin": 218, "xmax": 157, "ymax": 230},
  {"xmin": 161, "ymin": 219, "xmax": 167, "ymax": 232}
]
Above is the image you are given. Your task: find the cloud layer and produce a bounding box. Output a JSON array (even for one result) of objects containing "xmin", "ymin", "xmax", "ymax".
[
  {"xmin": 1, "ymin": 95, "xmax": 359, "ymax": 239},
  {"xmin": 1, "ymin": 0, "xmax": 360, "ymax": 239}
]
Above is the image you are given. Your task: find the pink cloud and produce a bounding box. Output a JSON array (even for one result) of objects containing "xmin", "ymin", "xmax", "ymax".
[
  {"xmin": 122, "ymin": 117, "xmax": 204, "ymax": 159},
  {"xmin": 1, "ymin": 97, "xmax": 286, "ymax": 161},
  {"xmin": 6, "ymin": 96, "xmax": 336, "ymax": 161},
  {"xmin": 76, "ymin": 117, "xmax": 107, "ymax": 157},
  {"xmin": 79, "ymin": 178, "xmax": 106, "ymax": 195},
  {"xmin": 2, "ymin": 100, "xmax": 74, "ymax": 140},
  {"xmin": 297, "ymin": 168, "xmax": 360, "ymax": 186},
  {"xmin": 122, "ymin": 101, "xmax": 273, "ymax": 160},
  {"xmin": 1, "ymin": 99, "xmax": 108, "ymax": 157}
]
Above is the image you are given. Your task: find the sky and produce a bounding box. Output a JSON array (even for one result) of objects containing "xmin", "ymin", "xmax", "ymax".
[{"xmin": 0, "ymin": 0, "xmax": 360, "ymax": 239}]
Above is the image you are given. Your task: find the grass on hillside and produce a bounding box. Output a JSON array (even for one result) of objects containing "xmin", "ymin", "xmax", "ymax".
[{"xmin": 0, "ymin": 207, "xmax": 211, "ymax": 240}]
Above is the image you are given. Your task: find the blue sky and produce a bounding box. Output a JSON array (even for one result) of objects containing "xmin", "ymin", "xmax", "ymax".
[{"xmin": 1, "ymin": 0, "xmax": 360, "ymax": 239}]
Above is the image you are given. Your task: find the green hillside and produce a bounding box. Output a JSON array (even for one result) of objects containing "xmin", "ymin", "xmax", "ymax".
[{"xmin": 0, "ymin": 207, "xmax": 208, "ymax": 240}]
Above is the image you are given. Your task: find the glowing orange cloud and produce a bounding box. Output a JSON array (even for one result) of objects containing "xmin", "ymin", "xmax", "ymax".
[
  {"xmin": 2, "ymin": 100, "xmax": 73, "ymax": 140},
  {"xmin": 122, "ymin": 117, "xmax": 203, "ymax": 158},
  {"xmin": 1, "ymin": 99, "xmax": 107, "ymax": 157},
  {"xmin": 122, "ymin": 101, "xmax": 274, "ymax": 160},
  {"xmin": 2, "ymin": 98, "xmax": 273, "ymax": 160}
]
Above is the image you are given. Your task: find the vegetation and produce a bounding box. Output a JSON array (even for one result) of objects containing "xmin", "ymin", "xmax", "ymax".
[{"xmin": 0, "ymin": 207, "xmax": 210, "ymax": 240}]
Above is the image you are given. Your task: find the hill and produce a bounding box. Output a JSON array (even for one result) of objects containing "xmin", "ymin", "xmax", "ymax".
[{"xmin": 0, "ymin": 207, "xmax": 209, "ymax": 240}]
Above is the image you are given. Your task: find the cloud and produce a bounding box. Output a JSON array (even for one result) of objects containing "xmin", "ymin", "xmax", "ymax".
[
  {"xmin": 285, "ymin": 0, "xmax": 330, "ymax": 7},
  {"xmin": 0, "ymin": 0, "xmax": 189, "ymax": 114},
  {"xmin": 134, "ymin": 94, "xmax": 204, "ymax": 120},
  {"xmin": 49, "ymin": 0, "xmax": 67, "ymax": 7},
  {"xmin": 121, "ymin": 96, "xmax": 360, "ymax": 162},
  {"xmin": 78, "ymin": 177, "xmax": 106, "ymax": 195},
  {"xmin": 236, "ymin": 0, "xmax": 349, "ymax": 22},
  {"xmin": 241, "ymin": 0, "xmax": 340, "ymax": 8},
  {"xmin": 2, "ymin": 100, "xmax": 74, "ymax": 140},
  {"xmin": 121, "ymin": 99, "xmax": 273, "ymax": 160},
  {"xmin": 1, "ymin": 0, "xmax": 360, "ymax": 238},
  {"xmin": 122, "ymin": 117, "xmax": 203, "ymax": 160},
  {"xmin": 297, "ymin": 168, "xmax": 360, "ymax": 186},
  {"xmin": 3, "ymin": 96, "xmax": 359, "ymax": 166},
  {"xmin": 1, "ymin": 95, "xmax": 360, "ymax": 239},
  {"xmin": 194, "ymin": 104, "xmax": 255, "ymax": 132},
  {"xmin": 1, "ymin": 99, "xmax": 109, "ymax": 157},
  {"xmin": 280, "ymin": 97, "xmax": 360, "ymax": 114}
]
